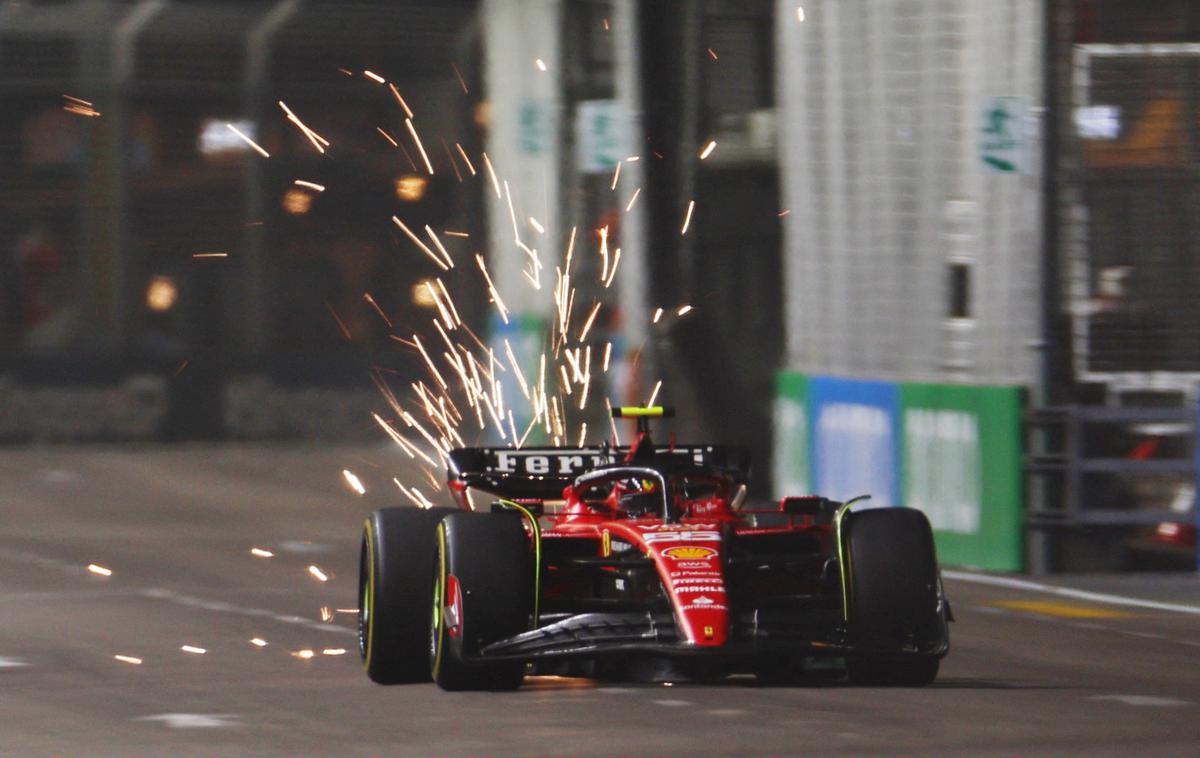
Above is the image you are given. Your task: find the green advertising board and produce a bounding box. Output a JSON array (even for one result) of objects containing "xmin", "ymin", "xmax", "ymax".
[
  {"xmin": 773, "ymin": 372, "xmax": 809, "ymax": 497},
  {"xmin": 900, "ymin": 383, "xmax": 1024, "ymax": 571},
  {"xmin": 774, "ymin": 371, "xmax": 1025, "ymax": 572}
]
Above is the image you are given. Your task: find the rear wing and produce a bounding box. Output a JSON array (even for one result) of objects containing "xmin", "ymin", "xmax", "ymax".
[{"xmin": 447, "ymin": 444, "xmax": 751, "ymax": 503}]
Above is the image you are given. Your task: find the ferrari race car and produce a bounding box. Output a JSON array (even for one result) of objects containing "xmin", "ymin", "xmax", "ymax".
[{"xmin": 358, "ymin": 407, "xmax": 950, "ymax": 690}]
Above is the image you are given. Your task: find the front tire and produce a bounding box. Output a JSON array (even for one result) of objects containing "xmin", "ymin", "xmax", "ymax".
[
  {"xmin": 359, "ymin": 506, "xmax": 457, "ymax": 684},
  {"xmin": 843, "ymin": 507, "xmax": 944, "ymax": 686},
  {"xmin": 430, "ymin": 512, "xmax": 530, "ymax": 691}
]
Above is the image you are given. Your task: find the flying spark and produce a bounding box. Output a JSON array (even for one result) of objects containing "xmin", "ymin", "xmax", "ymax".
[
  {"xmin": 797, "ymin": 6, "xmax": 806, "ymax": 22},
  {"xmin": 363, "ymin": 70, "xmax": 386, "ymax": 83},
  {"xmin": 388, "ymin": 83, "xmax": 414, "ymax": 118},
  {"xmin": 250, "ymin": 547, "xmax": 274, "ymax": 558},
  {"xmin": 322, "ymin": 648, "xmax": 347, "ymax": 656},
  {"xmin": 225, "ymin": 123, "xmax": 269, "ymax": 158},
  {"xmin": 405, "ymin": 118, "xmax": 435, "ymax": 175},
  {"xmin": 308, "ymin": 565, "xmax": 329, "ymax": 582},
  {"xmin": 180, "ymin": 645, "xmax": 206, "ymax": 655},
  {"xmin": 677, "ymin": 305, "xmax": 694, "ymax": 316},
  {"xmin": 699, "ymin": 140, "xmax": 717, "ymax": 160},
  {"xmin": 342, "ymin": 469, "xmax": 366, "ymax": 495},
  {"xmin": 320, "ymin": 606, "xmax": 334, "ymax": 622},
  {"xmin": 535, "ymin": 58, "xmax": 548, "ymax": 71},
  {"xmin": 250, "ymin": 638, "xmax": 268, "ymax": 647},
  {"xmin": 192, "ymin": 252, "xmax": 228, "ymax": 259},
  {"xmin": 294, "ymin": 180, "xmax": 325, "ymax": 192},
  {"xmin": 680, "ymin": 200, "xmax": 695, "ymax": 235},
  {"xmin": 114, "ymin": 655, "xmax": 142, "ymax": 665},
  {"xmin": 707, "ymin": 48, "xmax": 719, "ymax": 60},
  {"xmin": 88, "ymin": 563, "xmax": 113, "ymax": 577},
  {"xmin": 625, "ymin": 188, "xmax": 641, "ymax": 212},
  {"xmin": 293, "ymin": 649, "xmax": 315, "ymax": 659},
  {"xmin": 646, "ymin": 380, "xmax": 663, "ymax": 408},
  {"xmin": 652, "ymin": 307, "xmax": 664, "ymax": 324},
  {"xmin": 777, "ymin": 208, "xmax": 792, "ymax": 217}
]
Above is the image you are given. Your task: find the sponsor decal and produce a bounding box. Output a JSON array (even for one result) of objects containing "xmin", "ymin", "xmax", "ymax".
[
  {"xmin": 674, "ymin": 585, "xmax": 725, "ymax": 594},
  {"xmin": 672, "ymin": 561, "xmax": 716, "ymax": 570},
  {"xmin": 487, "ymin": 446, "xmax": 711, "ymax": 475},
  {"xmin": 662, "ymin": 546, "xmax": 717, "ymax": 560},
  {"xmin": 691, "ymin": 595, "xmax": 714, "ymax": 605},
  {"xmin": 639, "ymin": 523, "xmax": 717, "ymax": 532},
  {"xmin": 681, "ymin": 603, "xmax": 727, "ymax": 612},
  {"xmin": 670, "ymin": 570, "xmax": 722, "ymax": 579},
  {"xmin": 672, "ymin": 577, "xmax": 722, "ymax": 585},
  {"xmin": 601, "ymin": 530, "xmax": 611, "ymax": 558},
  {"xmin": 703, "ymin": 625, "xmax": 715, "ymax": 639},
  {"xmin": 644, "ymin": 531, "xmax": 720, "ymax": 544}
]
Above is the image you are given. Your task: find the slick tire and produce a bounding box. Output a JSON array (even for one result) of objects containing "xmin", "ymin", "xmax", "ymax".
[
  {"xmin": 430, "ymin": 511, "xmax": 530, "ymax": 692},
  {"xmin": 843, "ymin": 507, "xmax": 942, "ymax": 687},
  {"xmin": 359, "ymin": 506, "xmax": 458, "ymax": 684}
]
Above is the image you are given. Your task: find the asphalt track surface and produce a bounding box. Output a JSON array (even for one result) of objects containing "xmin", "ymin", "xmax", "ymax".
[{"xmin": 2, "ymin": 445, "xmax": 1198, "ymax": 757}]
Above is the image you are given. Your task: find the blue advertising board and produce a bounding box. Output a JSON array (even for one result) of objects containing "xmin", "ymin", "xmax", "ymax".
[{"xmin": 807, "ymin": 376, "xmax": 900, "ymax": 507}]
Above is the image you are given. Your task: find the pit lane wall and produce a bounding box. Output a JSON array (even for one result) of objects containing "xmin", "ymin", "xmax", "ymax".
[{"xmin": 773, "ymin": 372, "xmax": 1023, "ymax": 571}]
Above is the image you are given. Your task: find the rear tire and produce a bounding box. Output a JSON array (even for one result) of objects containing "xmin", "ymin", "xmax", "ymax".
[
  {"xmin": 843, "ymin": 507, "xmax": 943, "ymax": 686},
  {"xmin": 430, "ymin": 512, "xmax": 530, "ymax": 691},
  {"xmin": 359, "ymin": 507, "xmax": 457, "ymax": 684}
]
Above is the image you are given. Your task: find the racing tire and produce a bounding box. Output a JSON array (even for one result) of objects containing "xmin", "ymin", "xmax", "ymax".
[
  {"xmin": 430, "ymin": 511, "xmax": 530, "ymax": 691},
  {"xmin": 843, "ymin": 507, "xmax": 943, "ymax": 687},
  {"xmin": 359, "ymin": 506, "xmax": 458, "ymax": 684}
]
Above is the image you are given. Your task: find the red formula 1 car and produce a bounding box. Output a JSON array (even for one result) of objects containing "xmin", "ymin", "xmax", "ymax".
[{"xmin": 358, "ymin": 407, "xmax": 950, "ymax": 690}]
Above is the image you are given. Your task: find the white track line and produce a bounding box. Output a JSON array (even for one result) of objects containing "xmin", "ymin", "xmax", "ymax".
[{"xmin": 943, "ymin": 570, "xmax": 1200, "ymax": 616}]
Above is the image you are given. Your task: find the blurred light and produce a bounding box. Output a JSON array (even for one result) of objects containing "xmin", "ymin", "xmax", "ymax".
[
  {"xmin": 145, "ymin": 276, "xmax": 178, "ymax": 313},
  {"xmin": 394, "ymin": 174, "xmax": 428, "ymax": 202},
  {"xmin": 114, "ymin": 654, "xmax": 142, "ymax": 665},
  {"xmin": 1075, "ymin": 105, "xmax": 1121, "ymax": 139},
  {"xmin": 282, "ymin": 188, "xmax": 313, "ymax": 215},
  {"xmin": 293, "ymin": 649, "xmax": 315, "ymax": 659},
  {"xmin": 199, "ymin": 119, "xmax": 258, "ymax": 155},
  {"xmin": 473, "ymin": 101, "xmax": 491, "ymax": 129},
  {"xmin": 1157, "ymin": 523, "xmax": 1181, "ymax": 538},
  {"xmin": 87, "ymin": 563, "xmax": 113, "ymax": 577},
  {"xmin": 796, "ymin": 6, "xmax": 806, "ymax": 22},
  {"xmin": 180, "ymin": 645, "xmax": 206, "ymax": 655},
  {"xmin": 535, "ymin": 58, "xmax": 547, "ymax": 71},
  {"xmin": 412, "ymin": 281, "xmax": 438, "ymax": 308}
]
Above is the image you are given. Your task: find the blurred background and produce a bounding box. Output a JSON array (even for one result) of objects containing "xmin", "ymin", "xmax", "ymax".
[{"xmin": 1, "ymin": 0, "xmax": 1197, "ymax": 573}]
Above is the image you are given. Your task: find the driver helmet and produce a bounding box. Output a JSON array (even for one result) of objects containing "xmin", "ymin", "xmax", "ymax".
[{"xmin": 618, "ymin": 477, "xmax": 660, "ymax": 517}]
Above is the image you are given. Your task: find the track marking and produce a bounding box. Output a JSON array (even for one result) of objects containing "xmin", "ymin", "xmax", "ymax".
[
  {"xmin": 134, "ymin": 713, "xmax": 241, "ymax": 728},
  {"xmin": 1087, "ymin": 695, "xmax": 1191, "ymax": 707},
  {"xmin": 944, "ymin": 570, "xmax": 1200, "ymax": 616},
  {"xmin": 987, "ymin": 600, "xmax": 1136, "ymax": 619},
  {"xmin": 140, "ymin": 588, "xmax": 354, "ymax": 636}
]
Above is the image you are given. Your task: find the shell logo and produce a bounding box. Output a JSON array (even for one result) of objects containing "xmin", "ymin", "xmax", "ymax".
[{"xmin": 663, "ymin": 546, "xmax": 716, "ymax": 560}]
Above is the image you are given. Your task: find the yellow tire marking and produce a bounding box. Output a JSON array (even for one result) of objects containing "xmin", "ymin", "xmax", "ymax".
[
  {"xmin": 362, "ymin": 519, "xmax": 376, "ymax": 672},
  {"xmin": 990, "ymin": 600, "xmax": 1138, "ymax": 619},
  {"xmin": 431, "ymin": 523, "xmax": 448, "ymax": 680}
]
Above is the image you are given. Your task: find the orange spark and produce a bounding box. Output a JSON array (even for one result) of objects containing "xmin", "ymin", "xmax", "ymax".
[
  {"xmin": 405, "ymin": 118, "xmax": 434, "ymax": 175},
  {"xmin": 388, "ymin": 83, "xmax": 414, "ymax": 118},
  {"xmin": 680, "ymin": 200, "xmax": 695, "ymax": 235},
  {"xmin": 454, "ymin": 143, "xmax": 476, "ymax": 175},
  {"xmin": 376, "ymin": 126, "xmax": 399, "ymax": 146},
  {"xmin": 225, "ymin": 123, "xmax": 269, "ymax": 157},
  {"xmin": 699, "ymin": 140, "xmax": 717, "ymax": 160}
]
